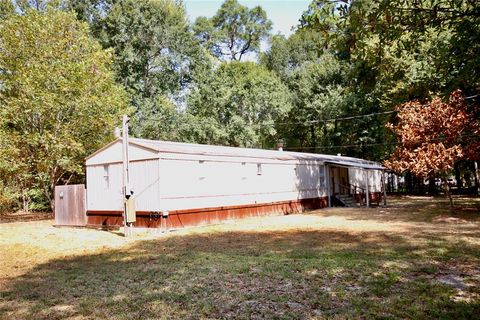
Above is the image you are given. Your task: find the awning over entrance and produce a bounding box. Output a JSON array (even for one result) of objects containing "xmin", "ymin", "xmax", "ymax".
[{"xmin": 325, "ymin": 160, "xmax": 386, "ymax": 208}]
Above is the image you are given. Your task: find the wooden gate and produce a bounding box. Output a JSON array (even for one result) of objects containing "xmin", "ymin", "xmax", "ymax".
[{"xmin": 54, "ymin": 184, "xmax": 86, "ymax": 226}]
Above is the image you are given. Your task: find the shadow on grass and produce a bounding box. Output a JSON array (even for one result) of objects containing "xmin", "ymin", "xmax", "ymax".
[
  {"xmin": 315, "ymin": 196, "xmax": 480, "ymax": 224},
  {"xmin": 1, "ymin": 229, "xmax": 479, "ymax": 319}
]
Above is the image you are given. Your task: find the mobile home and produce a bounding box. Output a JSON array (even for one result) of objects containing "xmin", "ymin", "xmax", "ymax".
[{"xmin": 85, "ymin": 138, "xmax": 385, "ymax": 229}]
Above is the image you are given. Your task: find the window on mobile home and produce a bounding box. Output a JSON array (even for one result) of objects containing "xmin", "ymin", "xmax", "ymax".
[{"xmin": 103, "ymin": 164, "xmax": 109, "ymax": 189}]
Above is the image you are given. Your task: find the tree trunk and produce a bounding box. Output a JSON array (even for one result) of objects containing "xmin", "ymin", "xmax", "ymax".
[
  {"xmin": 475, "ymin": 160, "xmax": 480, "ymax": 196},
  {"xmin": 333, "ymin": 120, "xmax": 339, "ymax": 147},
  {"xmin": 454, "ymin": 162, "xmax": 462, "ymax": 193},
  {"xmin": 442, "ymin": 176, "xmax": 454, "ymax": 209},
  {"xmin": 47, "ymin": 168, "xmax": 55, "ymax": 212},
  {"xmin": 416, "ymin": 175, "xmax": 425, "ymax": 195},
  {"xmin": 406, "ymin": 172, "xmax": 413, "ymax": 194},
  {"xmin": 49, "ymin": 187, "xmax": 55, "ymax": 213},
  {"xmin": 428, "ymin": 174, "xmax": 437, "ymax": 195},
  {"xmin": 22, "ymin": 191, "xmax": 29, "ymax": 214}
]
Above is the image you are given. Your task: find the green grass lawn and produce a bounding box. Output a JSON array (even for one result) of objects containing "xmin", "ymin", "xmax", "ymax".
[{"xmin": 1, "ymin": 196, "xmax": 479, "ymax": 319}]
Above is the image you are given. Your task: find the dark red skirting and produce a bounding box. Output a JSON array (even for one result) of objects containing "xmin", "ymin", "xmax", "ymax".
[{"xmin": 87, "ymin": 197, "xmax": 328, "ymax": 230}]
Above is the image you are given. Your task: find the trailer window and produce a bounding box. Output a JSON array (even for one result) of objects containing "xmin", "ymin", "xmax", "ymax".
[
  {"xmin": 241, "ymin": 162, "xmax": 247, "ymax": 180},
  {"xmin": 257, "ymin": 163, "xmax": 262, "ymax": 175},
  {"xmin": 199, "ymin": 160, "xmax": 206, "ymax": 180},
  {"xmin": 319, "ymin": 165, "xmax": 325, "ymax": 188},
  {"xmin": 103, "ymin": 164, "xmax": 109, "ymax": 189}
]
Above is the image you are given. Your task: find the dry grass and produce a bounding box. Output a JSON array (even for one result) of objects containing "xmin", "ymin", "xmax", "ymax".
[{"xmin": 1, "ymin": 196, "xmax": 479, "ymax": 319}]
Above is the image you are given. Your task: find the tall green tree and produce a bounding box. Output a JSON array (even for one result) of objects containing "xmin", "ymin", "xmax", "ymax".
[
  {"xmin": 8, "ymin": 0, "xmax": 211, "ymax": 141},
  {"xmin": 188, "ymin": 62, "xmax": 292, "ymax": 147},
  {"xmin": 294, "ymin": 0, "xmax": 480, "ymax": 160},
  {"xmin": 0, "ymin": 9, "xmax": 128, "ymax": 212},
  {"xmin": 301, "ymin": 0, "xmax": 480, "ymax": 100},
  {"xmin": 0, "ymin": 0, "xmax": 15, "ymax": 20},
  {"xmin": 61, "ymin": 0, "xmax": 111, "ymax": 34},
  {"xmin": 96, "ymin": 0, "xmax": 209, "ymax": 138},
  {"xmin": 193, "ymin": 0, "xmax": 272, "ymax": 61},
  {"xmin": 263, "ymin": 43, "xmax": 358, "ymax": 154},
  {"xmin": 262, "ymin": 29, "xmax": 372, "ymax": 156},
  {"xmin": 260, "ymin": 30, "xmax": 326, "ymax": 81},
  {"xmin": 4, "ymin": 0, "xmax": 113, "ymax": 38}
]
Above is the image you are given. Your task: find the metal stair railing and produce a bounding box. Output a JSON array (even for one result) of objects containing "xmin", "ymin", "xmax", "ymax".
[{"xmin": 333, "ymin": 182, "xmax": 366, "ymax": 206}]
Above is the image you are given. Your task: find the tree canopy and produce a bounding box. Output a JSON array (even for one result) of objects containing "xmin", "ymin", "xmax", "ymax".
[
  {"xmin": 193, "ymin": 0, "xmax": 272, "ymax": 61},
  {"xmin": 0, "ymin": 8, "xmax": 128, "ymax": 211},
  {"xmin": 188, "ymin": 61, "xmax": 292, "ymax": 147},
  {"xmin": 384, "ymin": 90, "xmax": 479, "ymax": 204},
  {"xmin": 96, "ymin": 0, "xmax": 208, "ymax": 137}
]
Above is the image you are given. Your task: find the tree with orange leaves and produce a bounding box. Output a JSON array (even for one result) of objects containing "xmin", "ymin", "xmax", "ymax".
[{"xmin": 384, "ymin": 90, "xmax": 479, "ymax": 207}]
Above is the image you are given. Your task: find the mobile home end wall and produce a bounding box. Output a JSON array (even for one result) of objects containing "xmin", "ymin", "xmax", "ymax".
[{"xmin": 86, "ymin": 141, "xmax": 161, "ymax": 212}]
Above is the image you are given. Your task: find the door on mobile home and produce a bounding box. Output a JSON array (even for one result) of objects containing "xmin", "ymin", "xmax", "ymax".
[{"xmin": 330, "ymin": 166, "xmax": 349, "ymax": 195}]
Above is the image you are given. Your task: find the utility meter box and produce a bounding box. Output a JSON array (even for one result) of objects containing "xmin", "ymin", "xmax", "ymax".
[{"xmin": 125, "ymin": 198, "xmax": 136, "ymax": 223}]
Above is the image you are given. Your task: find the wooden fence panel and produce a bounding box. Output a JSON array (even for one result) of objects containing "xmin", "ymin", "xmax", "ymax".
[{"xmin": 54, "ymin": 184, "xmax": 86, "ymax": 226}]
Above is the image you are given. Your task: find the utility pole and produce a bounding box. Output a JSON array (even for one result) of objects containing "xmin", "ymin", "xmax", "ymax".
[
  {"xmin": 122, "ymin": 115, "xmax": 131, "ymax": 237},
  {"xmin": 365, "ymin": 169, "xmax": 370, "ymax": 208},
  {"xmin": 382, "ymin": 171, "xmax": 387, "ymax": 206}
]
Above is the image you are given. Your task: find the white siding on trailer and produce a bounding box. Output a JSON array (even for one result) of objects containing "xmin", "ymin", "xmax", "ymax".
[
  {"xmin": 296, "ymin": 163, "xmax": 325, "ymax": 199},
  {"xmin": 129, "ymin": 159, "xmax": 160, "ymax": 211},
  {"xmin": 368, "ymin": 170, "xmax": 382, "ymax": 192},
  {"xmin": 158, "ymin": 159, "xmax": 327, "ymax": 211},
  {"xmin": 348, "ymin": 168, "xmax": 382, "ymax": 192},
  {"xmin": 86, "ymin": 141, "xmax": 158, "ymax": 166},
  {"xmin": 87, "ymin": 159, "xmax": 160, "ymax": 212},
  {"xmin": 87, "ymin": 162, "xmax": 123, "ymax": 211}
]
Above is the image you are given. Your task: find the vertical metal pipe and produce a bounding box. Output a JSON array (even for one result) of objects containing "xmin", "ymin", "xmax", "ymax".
[
  {"xmin": 382, "ymin": 171, "xmax": 387, "ymax": 206},
  {"xmin": 365, "ymin": 169, "xmax": 370, "ymax": 208},
  {"xmin": 326, "ymin": 165, "xmax": 331, "ymax": 207},
  {"xmin": 122, "ymin": 115, "xmax": 130, "ymax": 236}
]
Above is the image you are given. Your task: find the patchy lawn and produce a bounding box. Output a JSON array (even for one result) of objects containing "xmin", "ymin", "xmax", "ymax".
[{"xmin": 1, "ymin": 196, "xmax": 479, "ymax": 319}]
